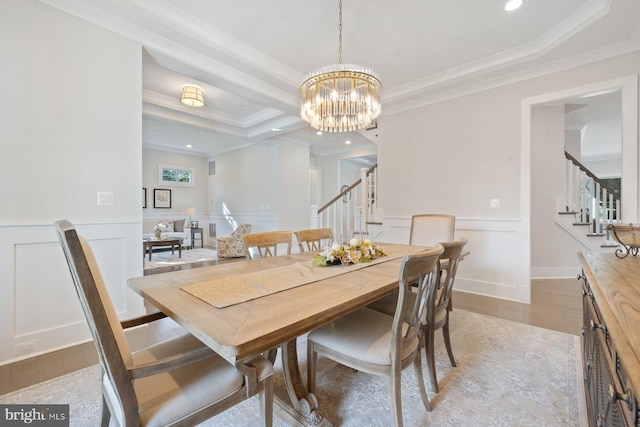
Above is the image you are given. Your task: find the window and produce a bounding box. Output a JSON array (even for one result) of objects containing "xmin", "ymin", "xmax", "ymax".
[{"xmin": 158, "ymin": 164, "xmax": 196, "ymax": 187}]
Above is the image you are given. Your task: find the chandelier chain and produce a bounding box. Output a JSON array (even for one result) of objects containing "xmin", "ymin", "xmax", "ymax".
[{"xmin": 338, "ymin": 0, "xmax": 343, "ymax": 64}]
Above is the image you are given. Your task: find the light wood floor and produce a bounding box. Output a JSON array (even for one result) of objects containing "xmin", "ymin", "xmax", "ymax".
[{"xmin": 0, "ymin": 277, "xmax": 583, "ymax": 396}]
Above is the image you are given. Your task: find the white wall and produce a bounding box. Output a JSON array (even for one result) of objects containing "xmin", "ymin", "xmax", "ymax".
[
  {"xmin": 531, "ymin": 107, "xmax": 587, "ymax": 277},
  {"xmin": 373, "ymin": 51, "xmax": 640, "ymax": 303},
  {"xmin": 142, "ymin": 148, "xmax": 208, "ymax": 239},
  {"xmin": 565, "ymin": 130, "xmax": 582, "ymax": 160},
  {"xmin": 0, "ymin": 0, "xmax": 143, "ymax": 364},
  {"xmin": 276, "ymin": 140, "xmax": 311, "ymax": 232},
  {"xmin": 207, "ymin": 141, "xmax": 310, "ymax": 237}
]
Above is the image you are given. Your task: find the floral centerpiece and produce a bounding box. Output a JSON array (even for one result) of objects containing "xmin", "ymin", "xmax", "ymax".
[
  {"xmin": 153, "ymin": 223, "xmax": 167, "ymax": 239},
  {"xmin": 312, "ymin": 238, "xmax": 386, "ymax": 266}
]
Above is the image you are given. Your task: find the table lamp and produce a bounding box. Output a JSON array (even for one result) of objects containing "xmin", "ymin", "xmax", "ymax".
[{"xmin": 185, "ymin": 207, "xmax": 195, "ymax": 227}]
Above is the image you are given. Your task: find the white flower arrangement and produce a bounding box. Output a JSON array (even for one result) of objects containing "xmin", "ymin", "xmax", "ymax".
[
  {"xmin": 312, "ymin": 239, "xmax": 385, "ymax": 266},
  {"xmin": 153, "ymin": 223, "xmax": 168, "ymax": 233}
]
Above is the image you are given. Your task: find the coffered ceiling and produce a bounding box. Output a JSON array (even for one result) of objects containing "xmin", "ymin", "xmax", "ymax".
[{"xmin": 38, "ymin": 0, "xmax": 640, "ymax": 157}]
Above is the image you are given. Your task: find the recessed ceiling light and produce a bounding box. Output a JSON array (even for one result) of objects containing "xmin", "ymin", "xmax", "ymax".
[
  {"xmin": 186, "ymin": 144, "xmax": 192, "ymax": 148},
  {"xmin": 271, "ymin": 128, "xmax": 282, "ymax": 132},
  {"xmin": 316, "ymin": 131, "xmax": 323, "ymax": 136},
  {"xmin": 345, "ymin": 140, "xmax": 352, "ymax": 145},
  {"xmin": 505, "ymin": 0, "xmax": 523, "ymax": 11}
]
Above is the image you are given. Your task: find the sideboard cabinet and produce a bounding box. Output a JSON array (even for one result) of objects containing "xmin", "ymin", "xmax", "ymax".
[{"xmin": 579, "ymin": 252, "xmax": 640, "ymax": 426}]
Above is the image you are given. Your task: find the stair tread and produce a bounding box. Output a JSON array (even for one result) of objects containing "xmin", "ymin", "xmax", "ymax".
[
  {"xmin": 573, "ymin": 223, "xmax": 590, "ymax": 226},
  {"xmin": 558, "ymin": 211, "xmax": 578, "ymax": 215},
  {"xmin": 587, "ymin": 233, "xmax": 606, "ymax": 237}
]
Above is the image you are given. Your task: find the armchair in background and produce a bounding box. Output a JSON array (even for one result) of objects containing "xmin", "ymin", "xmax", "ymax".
[{"xmin": 217, "ymin": 224, "xmax": 252, "ymax": 258}]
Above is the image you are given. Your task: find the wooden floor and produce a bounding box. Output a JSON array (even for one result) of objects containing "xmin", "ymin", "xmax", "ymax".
[{"xmin": 0, "ymin": 277, "xmax": 583, "ymax": 396}]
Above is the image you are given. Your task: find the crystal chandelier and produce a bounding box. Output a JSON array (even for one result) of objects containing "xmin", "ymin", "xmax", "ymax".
[{"xmin": 300, "ymin": 0, "xmax": 381, "ymax": 132}]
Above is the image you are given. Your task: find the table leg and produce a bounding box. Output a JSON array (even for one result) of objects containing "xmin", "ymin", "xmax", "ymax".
[
  {"xmin": 276, "ymin": 339, "xmax": 330, "ymax": 426},
  {"xmin": 178, "ymin": 243, "xmax": 182, "ymax": 258},
  {"xmin": 148, "ymin": 247, "xmax": 152, "ymax": 261}
]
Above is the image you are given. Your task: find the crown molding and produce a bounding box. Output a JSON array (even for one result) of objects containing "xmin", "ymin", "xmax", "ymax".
[{"xmin": 384, "ymin": 40, "xmax": 640, "ymax": 117}]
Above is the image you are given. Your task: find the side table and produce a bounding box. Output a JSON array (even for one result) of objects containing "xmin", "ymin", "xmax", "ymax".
[{"xmin": 191, "ymin": 227, "xmax": 203, "ymax": 248}]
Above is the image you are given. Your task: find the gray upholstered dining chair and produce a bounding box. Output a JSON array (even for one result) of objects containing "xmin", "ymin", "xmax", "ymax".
[
  {"xmin": 409, "ymin": 213, "xmax": 455, "ymax": 246},
  {"xmin": 54, "ymin": 220, "xmax": 273, "ymax": 427},
  {"xmin": 307, "ymin": 245, "xmax": 444, "ymax": 427},
  {"xmin": 368, "ymin": 238, "xmax": 468, "ymax": 393},
  {"xmin": 294, "ymin": 228, "xmax": 333, "ymax": 252},
  {"xmin": 243, "ymin": 230, "xmax": 292, "ymax": 259}
]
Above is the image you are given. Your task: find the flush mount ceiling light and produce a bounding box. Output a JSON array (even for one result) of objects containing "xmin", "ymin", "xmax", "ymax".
[
  {"xmin": 300, "ymin": 0, "xmax": 381, "ymax": 132},
  {"xmin": 180, "ymin": 85, "xmax": 205, "ymax": 107},
  {"xmin": 505, "ymin": 0, "xmax": 523, "ymax": 11}
]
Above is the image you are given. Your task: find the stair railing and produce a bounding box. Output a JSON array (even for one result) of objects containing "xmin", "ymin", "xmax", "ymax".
[
  {"xmin": 317, "ymin": 164, "xmax": 377, "ymax": 243},
  {"xmin": 564, "ymin": 151, "xmax": 621, "ymax": 236}
]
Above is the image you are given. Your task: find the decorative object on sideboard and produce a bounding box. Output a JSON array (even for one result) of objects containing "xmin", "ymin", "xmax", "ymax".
[
  {"xmin": 299, "ymin": 0, "xmax": 381, "ymax": 132},
  {"xmin": 180, "ymin": 84, "xmax": 205, "ymax": 107},
  {"xmin": 608, "ymin": 223, "xmax": 640, "ymax": 258},
  {"xmin": 153, "ymin": 188, "xmax": 171, "ymax": 208}
]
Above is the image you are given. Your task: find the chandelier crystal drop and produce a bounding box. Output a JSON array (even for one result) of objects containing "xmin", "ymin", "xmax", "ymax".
[{"xmin": 300, "ymin": 1, "xmax": 381, "ymax": 132}]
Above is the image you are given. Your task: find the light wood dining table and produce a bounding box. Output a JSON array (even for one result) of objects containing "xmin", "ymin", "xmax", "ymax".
[{"xmin": 128, "ymin": 242, "xmax": 428, "ymax": 426}]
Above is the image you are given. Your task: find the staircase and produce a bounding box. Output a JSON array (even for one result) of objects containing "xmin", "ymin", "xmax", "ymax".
[
  {"xmin": 316, "ymin": 164, "xmax": 379, "ymax": 243},
  {"xmin": 557, "ymin": 151, "xmax": 621, "ymax": 252}
]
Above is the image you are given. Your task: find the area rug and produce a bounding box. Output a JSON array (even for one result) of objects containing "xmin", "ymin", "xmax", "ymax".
[
  {"xmin": 144, "ymin": 248, "xmax": 219, "ymax": 270},
  {"xmin": 0, "ymin": 310, "xmax": 585, "ymax": 426}
]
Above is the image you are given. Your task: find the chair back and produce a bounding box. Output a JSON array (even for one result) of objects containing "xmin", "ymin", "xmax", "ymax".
[
  {"xmin": 243, "ymin": 231, "xmax": 292, "ymax": 259},
  {"xmin": 294, "ymin": 228, "xmax": 333, "ymax": 252},
  {"xmin": 54, "ymin": 220, "xmax": 137, "ymax": 420},
  {"xmin": 409, "ymin": 214, "xmax": 455, "ymax": 246},
  {"xmin": 232, "ymin": 223, "xmax": 252, "ymax": 237},
  {"xmin": 392, "ymin": 245, "xmax": 444, "ymax": 361},
  {"xmin": 433, "ymin": 238, "xmax": 468, "ymax": 323}
]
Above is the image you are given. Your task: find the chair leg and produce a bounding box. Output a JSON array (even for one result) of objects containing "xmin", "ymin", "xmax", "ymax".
[
  {"xmin": 100, "ymin": 396, "xmax": 110, "ymax": 427},
  {"xmin": 413, "ymin": 347, "xmax": 431, "ymax": 412},
  {"xmin": 259, "ymin": 376, "xmax": 274, "ymax": 427},
  {"xmin": 389, "ymin": 367, "xmax": 403, "ymax": 427},
  {"xmin": 443, "ymin": 314, "xmax": 457, "ymax": 367},
  {"xmin": 424, "ymin": 327, "xmax": 439, "ymax": 393}
]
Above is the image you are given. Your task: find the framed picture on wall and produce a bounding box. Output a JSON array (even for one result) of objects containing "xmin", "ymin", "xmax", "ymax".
[
  {"xmin": 153, "ymin": 188, "xmax": 171, "ymax": 208},
  {"xmin": 143, "ymin": 188, "xmax": 147, "ymax": 208}
]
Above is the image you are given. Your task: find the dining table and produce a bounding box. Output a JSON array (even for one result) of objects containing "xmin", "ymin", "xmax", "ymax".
[{"xmin": 128, "ymin": 242, "xmax": 428, "ymax": 426}]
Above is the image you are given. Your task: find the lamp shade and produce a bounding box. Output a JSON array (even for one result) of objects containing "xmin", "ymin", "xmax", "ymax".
[
  {"xmin": 185, "ymin": 207, "xmax": 196, "ymax": 216},
  {"xmin": 180, "ymin": 85, "xmax": 205, "ymax": 107}
]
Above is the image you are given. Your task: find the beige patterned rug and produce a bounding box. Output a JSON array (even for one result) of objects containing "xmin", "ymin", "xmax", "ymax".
[{"xmin": 0, "ymin": 310, "xmax": 586, "ymax": 426}]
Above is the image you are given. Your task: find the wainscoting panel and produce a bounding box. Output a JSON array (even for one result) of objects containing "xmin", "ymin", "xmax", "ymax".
[
  {"xmin": 373, "ymin": 217, "xmax": 526, "ymax": 303},
  {"xmin": 0, "ymin": 221, "xmax": 144, "ymax": 366},
  {"xmin": 14, "ymin": 240, "xmax": 87, "ymax": 337}
]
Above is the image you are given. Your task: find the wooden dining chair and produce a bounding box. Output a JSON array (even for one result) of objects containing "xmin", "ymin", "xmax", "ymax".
[
  {"xmin": 294, "ymin": 228, "xmax": 333, "ymax": 252},
  {"xmin": 54, "ymin": 220, "xmax": 273, "ymax": 427},
  {"xmin": 409, "ymin": 214, "xmax": 455, "ymax": 246},
  {"xmin": 243, "ymin": 230, "xmax": 292, "ymax": 259},
  {"xmin": 368, "ymin": 238, "xmax": 468, "ymax": 393},
  {"xmin": 307, "ymin": 245, "xmax": 444, "ymax": 426}
]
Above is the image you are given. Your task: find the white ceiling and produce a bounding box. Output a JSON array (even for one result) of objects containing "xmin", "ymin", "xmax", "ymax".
[{"xmin": 39, "ymin": 0, "xmax": 640, "ymax": 158}]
